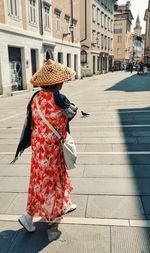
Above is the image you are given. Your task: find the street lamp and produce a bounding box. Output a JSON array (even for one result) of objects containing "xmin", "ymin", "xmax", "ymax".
[
  {"xmin": 91, "ymin": 37, "xmax": 99, "ymax": 47},
  {"xmin": 62, "ymin": 25, "xmax": 74, "ymax": 39}
]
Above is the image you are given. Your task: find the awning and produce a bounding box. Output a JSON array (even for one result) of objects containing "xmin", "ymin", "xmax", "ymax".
[{"xmin": 144, "ymin": 54, "xmax": 150, "ymax": 58}]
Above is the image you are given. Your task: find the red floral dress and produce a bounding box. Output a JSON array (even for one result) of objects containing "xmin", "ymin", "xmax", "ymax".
[{"xmin": 26, "ymin": 90, "xmax": 73, "ymax": 222}]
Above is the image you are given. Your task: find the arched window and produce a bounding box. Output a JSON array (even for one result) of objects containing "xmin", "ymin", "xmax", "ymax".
[{"xmin": 81, "ymin": 50, "xmax": 87, "ymax": 64}]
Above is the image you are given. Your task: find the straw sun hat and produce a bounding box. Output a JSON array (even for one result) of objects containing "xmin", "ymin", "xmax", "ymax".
[{"xmin": 30, "ymin": 59, "xmax": 75, "ymax": 86}]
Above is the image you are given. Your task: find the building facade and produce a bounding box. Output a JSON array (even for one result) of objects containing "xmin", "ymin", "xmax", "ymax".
[
  {"xmin": 113, "ymin": 1, "xmax": 133, "ymax": 70},
  {"xmin": 132, "ymin": 15, "xmax": 144, "ymax": 64},
  {"xmin": 0, "ymin": 0, "xmax": 80, "ymax": 96},
  {"xmin": 80, "ymin": 0, "xmax": 115, "ymax": 77},
  {"xmin": 144, "ymin": 0, "xmax": 150, "ymax": 66}
]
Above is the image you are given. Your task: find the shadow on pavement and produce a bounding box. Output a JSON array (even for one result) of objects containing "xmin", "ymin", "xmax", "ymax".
[
  {"xmin": 106, "ymin": 73, "xmax": 150, "ymax": 92},
  {"xmin": 0, "ymin": 222, "xmax": 61, "ymax": 253},
  {"xmin": 118, "ymin": 106, "xmax": 150, "ymax": 243}
]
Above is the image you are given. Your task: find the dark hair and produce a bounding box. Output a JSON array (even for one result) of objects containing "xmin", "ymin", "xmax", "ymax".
[
  {"xmin": 40, "ymin": 83, "xmax": 63, "ymax": 90},
  {"xmin": 40, "ymin": 84, "xmax": 57, "ymax": 89}
]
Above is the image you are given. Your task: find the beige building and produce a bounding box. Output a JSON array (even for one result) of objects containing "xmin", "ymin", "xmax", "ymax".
[
  {"xmin": 113, "ymin": 1, "xmax": 133, "ymax": 70},
  {"xmin": 132, "ymin": 15, "xmax": 144, "ymax": 64},
  {"xmin": 0, "ymin": 0, "xmax": 80, "ymax": 96},
  {"xmin": 144, "ymin": 0, "xmax": 150, "ymax": 66},
  {"xmin": 51, "ymin": 0, "xmax": 81, "ymax": 78},
  {"xmin": 80, "ymin": 0, "xmax": 115, "ymax": 77}
]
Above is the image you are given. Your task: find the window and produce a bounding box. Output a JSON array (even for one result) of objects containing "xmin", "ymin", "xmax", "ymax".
[
  {"xmin": 55, "ymin": 10, "xmax": 61, "ymax": 32},
  {"xmin": 92, "ymin": 5, "xmax": 96, "ymax": 22},
  {"xmin": 44, "ymin": 4, "xmax": 50, "ymax": 29},
  {"xmin": 73, "ymin": 20, "xmax": 77, "ymax": 37},
  {"xmin": 101, "ymin": 12, "xmax": 104, "ymax": 27},
  {"xmin": 104, "ymin": 15, "xmax": 107, "ymax": 29},
  {"xmin": 67, "ymin": 53, "xmax": 71, "ymax": 67},
  {"xmin": 111, "ymin": 20, "xmax": 113, "ymax": 32},
  {"xmin": 97, "ymin": 56, "xmax": 100, "ymax": 71},
  {"xmin": 8, "ymin": 0, "xmax": 18, "ymax": 17},
  {"xmin": 97, "ymin": 9, "xmax": 100, "ymax": 24},
  {"xmin": 92, "ymin": 30, "xmax": 96, "ymax": 44},
  {"xmin": 58, "ymin": 52, "xmax": 63, "ymax": 63},
  {"xmin": 107, "ymin": 17, "xmax": 110, "ymax": 31},
  {"xmin": 65, "ymin": 15, "xmax": 70, "ymax": 33},
  {"xmin": 29, "ymin": 0, "xmax": 36, "ymax": 24},
  {"xmin": 97, "ymin": 32, "xmax": 100, "ymax": 47},
  {"xmin": 105, "ymin": 36, "xmax": 107, "ymax": 49},
  {"xmin": 117, "ymin": 48, "xmax": 121, "ymax": 55},
  {"xmin": 118, "ymin": 36, "xmax": 122, "ymax": 43},
  {"xmin": 81, "ymin": 50, "xmax": 87, "ymax": 64},
  {"xmin": 111, "ymin": 39, "xmax": 113, "ymax": 51},
  {"xmin": 114, "ymin": 23, "xmax": 122, "ymax": 34},
  {"xmin": 108, "ymin": 37, "xmax": 110, "ymax": 50},
  {"xmin": 101, "ymin": 34, "xmax": 104, "ymax": 48}
]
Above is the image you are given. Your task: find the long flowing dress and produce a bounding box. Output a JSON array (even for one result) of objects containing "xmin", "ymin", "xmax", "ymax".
[{"xmin": 26, "ymin": 90, "xmax": 73, "ymax": 222}]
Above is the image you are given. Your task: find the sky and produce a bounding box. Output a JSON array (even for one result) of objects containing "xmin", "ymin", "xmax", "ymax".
[{"xmin": 117, "ymin": 0, "xmax": 149, "ymax": 33}]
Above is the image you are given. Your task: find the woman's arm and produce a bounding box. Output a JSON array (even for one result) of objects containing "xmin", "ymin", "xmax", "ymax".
[{"xmin": 53, "ymin": 91, "xmax": 78, "ymax": 120}]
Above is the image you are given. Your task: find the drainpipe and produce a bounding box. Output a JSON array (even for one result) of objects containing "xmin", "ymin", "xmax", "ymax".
[
  {"xmin": 39, "ymin": 0, "xmax": 43, "ymax": 35},
  {"xmin": 70, "ymin": 0, "xmax": 74, "ymax": 43},
  {"xmin": 80, "ymin": 0, "xmax": 87, "ymax": 43}
]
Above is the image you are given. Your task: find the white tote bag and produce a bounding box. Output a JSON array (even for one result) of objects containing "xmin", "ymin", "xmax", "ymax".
[{"xmin": 36, "ymin": 97, "xmax": 77, "ymax": 170}]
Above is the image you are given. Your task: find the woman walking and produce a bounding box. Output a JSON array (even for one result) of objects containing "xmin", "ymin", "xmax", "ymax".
[{"xmin": 13, "ymin": 60, "xmax": 77, "ymax": 232}]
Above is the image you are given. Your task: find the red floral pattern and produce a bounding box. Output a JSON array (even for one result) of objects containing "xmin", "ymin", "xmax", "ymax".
[{"xmin": 26, "ymin": 90, "xmax": 73, "ymax": 221}]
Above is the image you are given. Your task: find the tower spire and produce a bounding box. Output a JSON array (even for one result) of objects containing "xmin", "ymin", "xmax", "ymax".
[{"xmin": 136, "ymin": 13, "xmax": 140, "ymax": 25}]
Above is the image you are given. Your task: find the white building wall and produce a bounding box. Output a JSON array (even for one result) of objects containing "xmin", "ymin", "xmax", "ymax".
[
  {"xmin": 0, "ymin": 44, "xmax": 11, "ymax": 95},
  {"xmin": 54, "ymin": 41, "xmax": 81, "ymax": 78}
]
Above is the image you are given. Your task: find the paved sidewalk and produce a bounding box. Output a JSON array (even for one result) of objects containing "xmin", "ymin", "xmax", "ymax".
[{"xmin": 1, "ymin": 71, "xmax": 150, "ymax": 252}]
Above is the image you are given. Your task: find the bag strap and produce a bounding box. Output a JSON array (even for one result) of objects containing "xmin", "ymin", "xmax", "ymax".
[{"xmin": 35, "ymin": 96, "xmax": 63, "ymax": 141}]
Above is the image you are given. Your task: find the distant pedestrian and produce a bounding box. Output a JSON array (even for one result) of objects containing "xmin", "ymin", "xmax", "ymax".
[
  {"xmin": 144, "ymin": 66, "xmax": 148, "ymax": 75},
  {"xmin": 12, "ymin": 60, "xmax": 78, "ymax": 232},
  {"xmin": 130, "ymin": 63, "xmax": 133, "ymax": 73}
]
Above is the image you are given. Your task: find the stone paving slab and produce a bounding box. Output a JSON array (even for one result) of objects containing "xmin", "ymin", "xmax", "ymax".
[
  {"xmin": 86, "ymin": 195, "xmax": 145, "ymax": 219},
  {"xmin": 0, "ymin": 164, "xmax": 30, "ymax": 177},
  {"xmin": 84, "ymin": 164, "xmax": 150, "ymax": 178},
  {"xmin": 141, "ymin": 197, "xmax": 150, "ymax": 220},
  {"xmin": 111, "ymin": 226, "xmax": 150, "ymax": 253},
  {"xmin": 77, "ymin": 154, "xmax": 150, "ymax": 165},
  {"xmin": 112, "ymin": 143, "xmax": 150, "ymax": 152},
  {"xmin": 0, "ymin": 144, "xmax": 86, "ymax": 152},
  {"xmin": 4, "ymin": 193, "xmax": 27, "ymax": 215},
  {"xmin": 0, "ymin": 164, "xmax": 84, "ymax": 178},
  {"xmin": 2, "ymin": 176, "xmax": 150, "ymax": 195},
  {"xmin": 72, "ymin": 178, "xmax": 150, "ymax": 195},
  {"xmin": 1, "ymin": 221, "xmax": 150, "ymax": 253},
  {"xmin": 0, "ymin": 222, "xmax": 110, "ymax": 253},
  {"xmin": 0, "ymin": 193, "xmax": 17, "ymax": 213},
  {"xmin": 0, "ymin": 177, "xmax": 29, "ymax": 193},
  {"xmin": 1, "ymin": 153, "xmax": 150, "ymax": 166},
  {"xmin": 74, "ymin": 136, "xmax": 137, "ymax": 144},
  {"xmin": 4, "ymin": 193, "xmax": 88, "ymax": 218},
  {"xmin": 84, "ymin": 143, "xmax": 150, "ymax": 152}
]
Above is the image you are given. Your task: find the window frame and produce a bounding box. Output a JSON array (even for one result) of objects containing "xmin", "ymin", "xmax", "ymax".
[
  {"xmin": 55, "ymin": 10, "xmax": 61, "ymax": 32},
  {"xmin": 43, "ymin": 3, "xmax": 50, "ymax": 30},
  {"xmin": 29, "ymin": 0, "xmax": 37, "ymax": 24},
  {"xmin": 8, "ymin": 0, "xmax": 19, "ymax": 18}
]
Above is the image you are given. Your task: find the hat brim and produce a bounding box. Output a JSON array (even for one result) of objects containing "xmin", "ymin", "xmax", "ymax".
[{"xmin": 30, "ymin": 60, "xmax": 76, "ymax": 86}]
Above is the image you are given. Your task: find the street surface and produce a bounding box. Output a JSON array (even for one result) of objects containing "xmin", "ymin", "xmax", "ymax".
[{"xmin": 0, "ymin": 71, "xmax": 150, "ymax": 252}]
